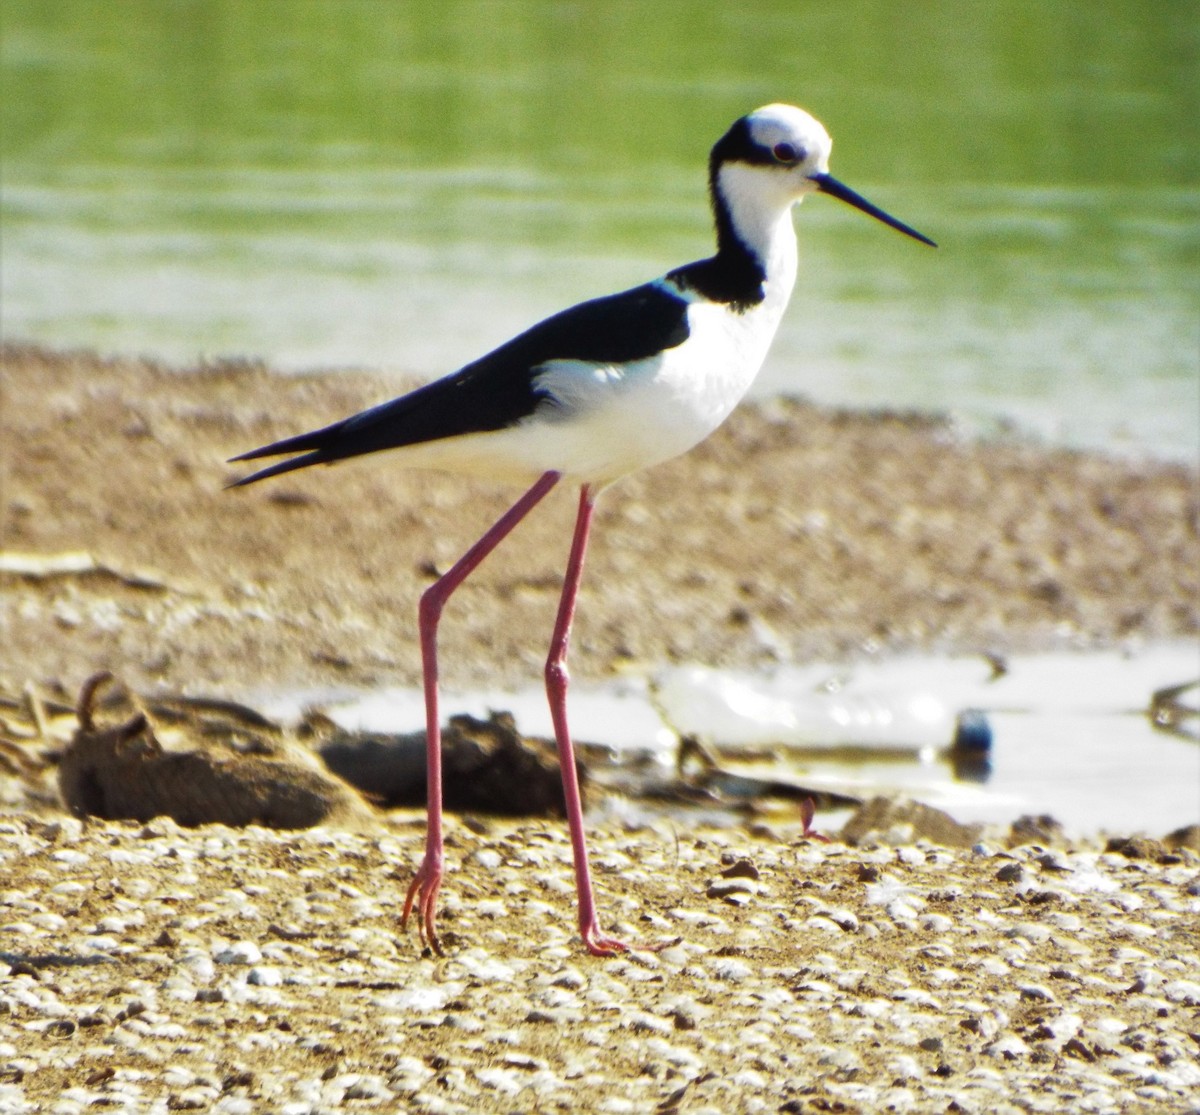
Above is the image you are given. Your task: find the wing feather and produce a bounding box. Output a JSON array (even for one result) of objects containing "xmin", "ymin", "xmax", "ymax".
[{"xmin": 228, "ymin": 280, "xmax": 690, "ymax": 486}]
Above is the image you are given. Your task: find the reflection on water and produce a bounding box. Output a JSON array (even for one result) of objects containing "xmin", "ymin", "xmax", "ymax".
[{"xmin": 3, "ymin": 1, "xmax": 1197, "ymax": 459}]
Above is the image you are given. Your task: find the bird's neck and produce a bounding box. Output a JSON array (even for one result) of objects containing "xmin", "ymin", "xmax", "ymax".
[
  {"xmin": 713, "ymin": 163, "xmax": 799, "ymax": 298},
  {"xmin": 668, "ymin": 163, "xmax": 798, "ymax": 313}
]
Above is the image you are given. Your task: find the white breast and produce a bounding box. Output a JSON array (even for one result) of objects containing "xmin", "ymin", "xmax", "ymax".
[{"xmin": 523, "ymin": 299, "xmax": 783, "ymax": 482}]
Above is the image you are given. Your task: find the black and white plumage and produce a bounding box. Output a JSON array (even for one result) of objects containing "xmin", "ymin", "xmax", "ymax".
[
  {"xmin": 229, "ymin": 104, "xmax": 934, "ymax": 956},
  {"xmin": 230, "ymin": 104, "xmax": 931, "ymax": 491}
]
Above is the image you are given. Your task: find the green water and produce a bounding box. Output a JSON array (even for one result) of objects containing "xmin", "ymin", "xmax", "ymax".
[{"xmin": 3, "ymin": 0, "xmax": 1197, "ymax": 458}]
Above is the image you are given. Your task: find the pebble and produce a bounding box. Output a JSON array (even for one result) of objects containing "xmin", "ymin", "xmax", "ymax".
[
  {"xmin": 1164, "ymin": 979, "xmax": 1200, "ymax": 1005},
  {"xmin": 710, "ymin": 958, "xmax": 754, "ymax": 982},
  {"xmin": 985, "ymin": 1034, "xmax": 1031, "ymax": 1059},
  {"xmin": 821, "ymin": 906, "xmax": 859, "ymax": 932},
  {"xmin": 178, "ymin": 951, "xmax": 216, "ymax": 982},
  {"xmin": 624, "ymin": 1011, "xmax": 672, "ymax": 1035},
  {"xmin": 214, "ymin": 940, "xmax": 262, "ymax": 966},
  {"xmin": 338, "ymin": 1074, "xmax": 393, "ymax": 1100},
  {"xmin": 805, "ymin": 915, "xmax": 845, "ymax": 934},
  {"xmin": 706, "ymin": 876, "xmax": 762, "ymax": 899},
  {"xmin": 1007, "ymin": 922, "xmax": 1052, "ymax": 945}
]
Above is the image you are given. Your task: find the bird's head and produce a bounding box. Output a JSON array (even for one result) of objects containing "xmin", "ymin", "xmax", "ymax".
[{"xmin": 712, "ymin": 104, "xmax": 935, "ymax": 247}]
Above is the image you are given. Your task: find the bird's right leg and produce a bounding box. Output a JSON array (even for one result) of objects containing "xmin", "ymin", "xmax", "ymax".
[{"xmin": 402, "ymin": 469, "xmax": 561, "ymax": 954}]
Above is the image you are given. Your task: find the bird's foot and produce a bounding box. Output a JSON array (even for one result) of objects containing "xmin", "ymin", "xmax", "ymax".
[
  {"xmin": 580, "ymin": 920, "xmax": 678, "ymax": 957},
  {"xmin": 581, "ymin": 925, "xmax": 630, "ymax": 957},
  {"xmin": 401, "ymin": 854, "xmax": 444, "ymax": 955},
  {"xmin": 800, "ymin": 796, "xmax": 832, "ymax": 844}
]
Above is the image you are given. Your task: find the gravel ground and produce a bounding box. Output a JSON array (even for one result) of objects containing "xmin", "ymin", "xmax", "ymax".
[{"xmin": 2, "ymin": 816, "xmax": 1199, "ymax": 1114}]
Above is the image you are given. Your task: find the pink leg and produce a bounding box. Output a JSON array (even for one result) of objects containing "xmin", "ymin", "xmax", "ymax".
[
  {"xmin": 402, "ymin": 469, "xmax": 561, "ymax": 953},
  {"xmin": 545, "ymin": 486, "xmax": 633, "ymax": 956}
]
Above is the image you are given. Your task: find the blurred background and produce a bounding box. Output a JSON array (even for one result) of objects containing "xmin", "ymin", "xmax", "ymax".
[{"xmin": 2, "ymin": 0, "xmax": 1197, "ymax": 460}]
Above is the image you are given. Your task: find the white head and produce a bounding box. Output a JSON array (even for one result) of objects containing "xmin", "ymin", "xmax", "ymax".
[
  {"xmin": 710, "ymin": 104, "xmax": 935, "ymax": 248},
  {"xmin": 712, "ymin": 104, "xmax": 833, "ymax": 206}
]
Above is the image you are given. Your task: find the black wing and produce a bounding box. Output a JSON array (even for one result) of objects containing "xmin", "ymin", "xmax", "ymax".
[{"xmin": 227, "ymin": 280, "xmax": 690, "ymax": 486}]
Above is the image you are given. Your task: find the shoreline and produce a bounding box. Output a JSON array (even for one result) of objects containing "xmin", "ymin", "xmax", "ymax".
[{"xmin": 3, "ymin": 343, "xmax": 1197, "ymax": 700}]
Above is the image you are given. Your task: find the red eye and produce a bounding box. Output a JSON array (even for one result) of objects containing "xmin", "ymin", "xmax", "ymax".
[{"xmin": 773, "ymin": 142, "xmax": 800, "ymax": 163}]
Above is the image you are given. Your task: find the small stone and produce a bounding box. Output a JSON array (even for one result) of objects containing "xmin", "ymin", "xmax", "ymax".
[
  {"xmin": 805, "ymin": 916, "xmax": 845, "ymax": 934},
  {"xmin": 920, "ymin": 913, "xmax": 954, "ymax": 933},
  {"xmin": 1063, "ymin": 1037, "xmax": 1098, "ymax": 1062},
  {"xmin": 524, "ymin": 1009, "xmax": 562, "ymax": 1024},
  {"xmin": 706, "ymin": 877, "xmax": 761, "ymax": 900},
  {"xmin": 817, "ymin": 907, "xmax": 859, "ymax": 932},
  {"xmin": 1105, "ymin": 835, "xmax": 1166, "ymax": 860},
  {"xmin": 178, "ymin": 952, "xmax": 216, "ymax": 982},
  {"xmin": 1007, "ymin": 922, "xmax": 1052, "ymax": 945},
  {"xmin": 671, "ymin": 1006, "xmax": 698, "ymax": 1031},
  {"xmin": 1163, "ymin": 823, "xmax": 1200, "ymax": 851},
  {"xmin": 731, "ymin": 1068, "xmax": 767, "ymax": 1089},
  {"xmin": 215, "ymin": 940, "xmax": 262, "ymax": 965},
  {"xmin": 718, "ymin": 857, "xmax": 760, "ymax": 880},
  {"xmin": 500, "ymin": 1052, "xmax": 546, "ymax": 1071},
  {"xmin": 341, "ymin": 1075, "xmax": 393, "ymax": 1100},
  {"xmin": 985, "ymin": 1034, "xmax": 1030, "ymax": 1059},
  {"xmin": 625, "ymin": 1011, "xmax": 671, "ymax": 1035},
  {"xmin": 171, "ymin": 1086, "xmax": 218, "ymax": 1110},
  {"xmin": 711, "ymin": 958, "xmax": 753, "ymax": 982},
  {"xmin": 1164, "ymin": 979, "xmax": 1200, "ymax": 1005},
  {"xmin": 551, "ymin": 967, "xmax": 586, "ymax": 990},
  {"xmin": 1009, "ymin": 814, "xmax": 1065, "ymax": 847}
]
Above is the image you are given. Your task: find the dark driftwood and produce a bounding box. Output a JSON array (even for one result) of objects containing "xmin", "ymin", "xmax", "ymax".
[{"xmin": 315, "ymin": 710, "xmax": 580, "ymax": 816}]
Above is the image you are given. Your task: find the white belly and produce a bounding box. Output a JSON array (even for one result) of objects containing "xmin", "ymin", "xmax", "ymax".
[{"xmin": 516, "ymin": 292, "xmax": 791, "ymax": 484}]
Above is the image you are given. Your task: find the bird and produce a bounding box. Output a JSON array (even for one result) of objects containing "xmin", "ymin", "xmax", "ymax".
[{"xmin": 228, "ymin": 103, "xmax": 935, "ymax": 956}]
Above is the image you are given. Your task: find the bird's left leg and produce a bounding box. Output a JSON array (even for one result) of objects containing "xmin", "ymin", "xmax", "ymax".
[{"xmin": 544, "ymin": 485, "xmax": 634, "ymax": 956}]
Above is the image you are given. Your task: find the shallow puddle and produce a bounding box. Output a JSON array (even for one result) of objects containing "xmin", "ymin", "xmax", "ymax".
[{"xmin": 257, "ymin": 643, "xmax": 1199, "ymax": 839}]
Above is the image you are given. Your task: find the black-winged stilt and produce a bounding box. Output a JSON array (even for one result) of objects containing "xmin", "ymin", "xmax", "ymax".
[{"xmin": 229, "ymin": 103, "xmax": 934, "ymax": 955}]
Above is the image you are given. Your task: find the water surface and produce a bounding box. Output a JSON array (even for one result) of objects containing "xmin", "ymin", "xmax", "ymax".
[{"xmin": 3, "ymin": 1, "xmax": 1197, "ymax": 459}]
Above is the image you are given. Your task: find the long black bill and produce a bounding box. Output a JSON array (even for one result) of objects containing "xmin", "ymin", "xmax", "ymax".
[{"xmin": 810, "ymin": 173, "xmax": 936, "ymax": 247}]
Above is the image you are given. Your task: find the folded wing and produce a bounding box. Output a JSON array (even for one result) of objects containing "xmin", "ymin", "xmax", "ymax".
[{"xmin": 228, "ymin": 280, "xmax": 691, "ymax": 486}]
